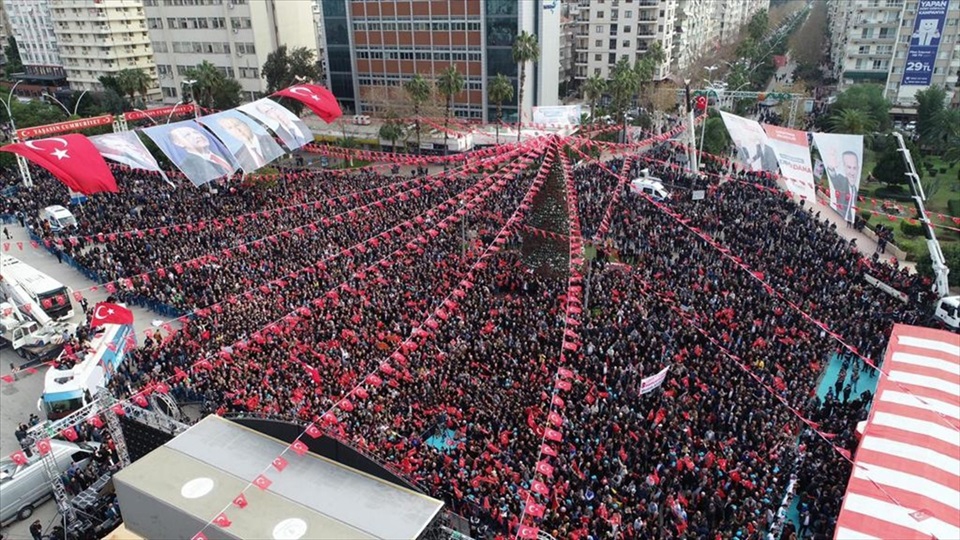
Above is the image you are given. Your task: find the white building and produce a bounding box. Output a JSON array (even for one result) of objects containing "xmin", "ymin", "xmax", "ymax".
[
  {"xmin": 2, "ymin": 0, "xmax": 65, "ymax": 80},
  {"xmin": 144, "ymin": 0, "xmax": 316, "ymax": 104},
  {"xmin": 49, "ymin": 0, "xmax": 159, "ymax": 98},
  {"xmin": 829, "ymin": 0, "xmax": 959, "ymax": 106}
]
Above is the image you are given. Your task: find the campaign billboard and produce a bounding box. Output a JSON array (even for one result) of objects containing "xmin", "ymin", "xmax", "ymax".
[
  {"xmin": 762, "ymin": 124, "xmax": 817, "ymax": 202},
  {"xmin": 811, "ymin": 132, "xmax": 864, "ymax": 223},
  {"xmin": 901, "ymin": 0, "xmax": 949, "ymax": 87}
]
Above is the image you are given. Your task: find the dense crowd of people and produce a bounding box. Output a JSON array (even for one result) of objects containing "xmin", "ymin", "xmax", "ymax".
[{"xmin": 1, "ymin": 133, "xmax": 934, "ymax": 539}]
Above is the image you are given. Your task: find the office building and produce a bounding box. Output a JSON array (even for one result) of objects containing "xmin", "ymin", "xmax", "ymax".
[
  {"xmin": 314, "ymin": 0, "xmax": 563, "ymax": 123},
  {"xmin": 828, "ymin": 0, "xmax": 959, "ymax": 106},
  {"xmin": 48, "ymin": 0, "xmax": 160, "ymax": 98},
  {"xmin": 2, "ymin": 0, "xmax": 65, "ymax": 81},
  {"xmin": 144, "ymin": 0, "xmax": 316, "ymax": 103}
]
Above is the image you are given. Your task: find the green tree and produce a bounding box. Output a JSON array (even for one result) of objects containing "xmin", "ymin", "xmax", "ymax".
[
  {"xmin": 609, "ymin": 57, "xmax": 639, "ymax": 141},
  {"xmin": 634, "ymin": 41, "xmax": 664, "ymax": 109},
  {"xmin": 261, "ymin": 45, "xmax": 322, "ymax": 115},
  {"xmin": 914, "ymin": 85, "xmax": 946, "ymax": 147},
  {"xmin": 746, "ymin": 9, "xmax": 769, "ymax": 41},
  {"xmin": 927, "ymin": 108, "xmax": 960, "ymax": 163},
  {"xmin": 116, "ymin": 68, "xmax": 153, "ymax": 106},
  {"xmin": 436, "ymin": 65, "xmax": 464, "ymax": 156},
  {"xmin": 699, "ymin": 112, "xmax": 732, "ymax": 156},
  {"xmin": 512, "ymin": 30, "xmax": 539, "ymax": 142},
  {"xmin": 487, "ymin": 73, "xmax": 514, "ymax": 144},
  {"xmin": 404, "ymin": 74, "xmax": 432, "ymax": 155},
  {"xmin": 182, "ymin": 61, "xmax": 242, "ymax": 110},
  {"xmin": 827, "ymin": 84, "xmax": 891, "ymax": 132},
  {"xmin": 871, "ymin": 136, "xmax": 918, "ymax": 186},
  {"xmin": 829, "ymin": 108, "xmax": 878, "ymax": 135},
  {"xmin": 4, "ymin": 37, "xmax": 23, "ymax": 77},
  {"xmin": 378, "ymin": 113, "xmax": 406, "ymax": 153},
  {"xmin": 582, "ymin": 74, "xmax": 606, "ymax": 125}
]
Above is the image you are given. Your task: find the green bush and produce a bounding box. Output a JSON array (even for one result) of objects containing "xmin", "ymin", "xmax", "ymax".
[
  {"xmin": 916, "ymin": 242, "xmax": 960, "ymax": 287},
  {"xmin": 859, "ymin": 209, "xmax": 873, "ymax": 223},
  {"xmin": 874, "ymin": 185, "xmax": 912, "ymax": 201},
  {"xmin": 899, "ymin": 219, "xmax": 924, "ymax": 237},
  {"xmin": 949, "ymin": 199, "xmax": 960, "ymax": 216}
]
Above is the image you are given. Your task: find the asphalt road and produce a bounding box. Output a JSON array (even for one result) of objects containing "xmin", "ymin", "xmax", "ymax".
[{"xmin": 1, "ymin": 220, "xmax": 171, "ymax": 539}]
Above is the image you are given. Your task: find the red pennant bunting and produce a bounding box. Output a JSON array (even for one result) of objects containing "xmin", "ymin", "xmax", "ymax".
[
  {"xmin": 253, "ymin": 474, "xmax": 272, "ymax": 490},
  {"xmin": 272, "ymin": 456, "xmax": 289, "ymax": 472},
  {"xmin": 232, "ymin": 493, "xmax": 248, "ymax": 509}
]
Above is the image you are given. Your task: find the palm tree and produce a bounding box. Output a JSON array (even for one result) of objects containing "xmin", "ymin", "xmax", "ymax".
[
  {"xmin": 404, "ymin": 74, "xmax": 432, "ymax": 155},
  {"xmin": 183, "ymin": 61, "xmax": 223, "ymax": 109},
  {"xmin": 437, "ymin": 66, "xmax": 464, "ymax": 156},
  {"xmin": 610, "ymin": 57, "xmax": 639, "ymax": 142},
  {"xmin": 634, "ymin": 42, "xmax": 664, "ymax": 109},
  {"xmin": 116, "ymin": 68, "xmax": 153, "ymax": 106},
  {"xmin": 378, "ymin": 113, "xmax": 406, "ymax": 153},
  {"xmin": 928, "ymin": 108, "xmax": 960, "ymax": 163},
  {"xmin": 512, "ymin": 31, "xmax": 539, "ymax": 142},
  {"xmin": 487, "ymin": 73, "xmax": 514, "ymax": 145},
  {"xmin": 582, "ymin": 74, "xmax": 606, "ymax": 125},
  {"xmin": 828, "ymin": 108, "xmax": 877, "ymax": 135}
]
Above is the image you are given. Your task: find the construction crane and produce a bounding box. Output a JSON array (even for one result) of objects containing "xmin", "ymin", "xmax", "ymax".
[{"xmin": 892, "ymin": 132, "xmax": 959, "ymax": 330}]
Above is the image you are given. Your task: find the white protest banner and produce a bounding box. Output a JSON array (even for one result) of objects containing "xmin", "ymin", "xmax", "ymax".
[
  {"xmin": 719, "ymin": 111, "xmax": 779, "ymax": 173},
  {"xmin": 762, "ymin": 124, "xmax": 817, "ymax": 202},
  {"xmin": 640, "ymin": 365, "xmax": 671, "ymax": 395},
  {"xmin": 811, "ymin": 132, "xmax": 864, "ymax": 223},
  {"xmin": 532, "ymin": 105, "xmax": 582, "ymax": 127}
]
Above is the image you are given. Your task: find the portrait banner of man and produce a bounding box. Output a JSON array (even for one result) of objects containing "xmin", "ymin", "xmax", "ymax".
[
  {"xmin": 89, "ymin": 131, "xmax": 170, "ymax": 183},
  {"xmin": 811, "ymin": 132, "xmax": 864, "ymax": 223},
  {"xmin": 142, "ymin": 120, "xmax": 240, "ymax": 187},
  {"xmin": 762, "ymin": 124, "xmax": 817, "ymax": 203},
  {"xmin": 198, "ymin": 110, "xmax": 286, "ymax": 173},
  {"xmin": 237, "ymin": 98, "xmax": 313, "ymax": 151},
  {"xmin": 719, "ymin": 111, "xmax": 778, "ymax": 173}
]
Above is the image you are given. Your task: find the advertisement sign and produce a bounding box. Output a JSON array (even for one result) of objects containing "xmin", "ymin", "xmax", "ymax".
[
  {"xmin": 811, "ymin": 132, "xmax": 864, "ymax": 222},
  {"xmin": 16, "ymin": 115, "xmax": 114, "ymax": 140},
  {"xmin": 762, "ymin": 124, "xmax": 817, "ymax": 202},
  {"xmin": 532, "ymin": 105, "xmax": 582, "ymax": 127},
  {"xmin": 901, "ymin": 0, "xmax": 949, "ymax": 86}
]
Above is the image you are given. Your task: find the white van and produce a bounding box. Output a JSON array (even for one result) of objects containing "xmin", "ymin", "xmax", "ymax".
[
  {"xmin": 630, "ymin": 172, "xmax": 671, "ymax": 201},
  {"xmin": 0, "ymin": 440, "xmax": 99, "ymax": 524},
  {"xmin": 39, "ymin": 205, "xmax": 78, "ymax": 232}
]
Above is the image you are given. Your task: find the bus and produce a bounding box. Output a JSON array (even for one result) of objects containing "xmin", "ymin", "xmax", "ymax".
[
  {"xmin": 0, "ymin": 255, "xmax": 74, "ymax": 320},
  {"xmin": 39, "ymin": 323, "xmax": 134, "ymax": 419}
]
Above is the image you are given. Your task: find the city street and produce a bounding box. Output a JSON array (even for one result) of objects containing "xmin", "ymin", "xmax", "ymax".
[{"xmin": 1, "ymin": 221, "xmax": 172, "ymax": 539}]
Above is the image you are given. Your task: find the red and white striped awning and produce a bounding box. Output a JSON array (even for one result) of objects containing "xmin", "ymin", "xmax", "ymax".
[{"xmin": 835, "ymin": 324, "xmax": 960, "ymax": 540}]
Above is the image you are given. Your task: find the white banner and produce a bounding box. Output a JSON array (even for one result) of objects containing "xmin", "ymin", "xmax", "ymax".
[
  {"xmin": 89, "ymin": 131, "xmax": 168, "ymax": 182},
  {"xmin": 762, "ymin": 124, "xmax": 817, "ymax": 202},
  {"xmin": 719, "ymin": 111, "xmax": 778, "ymax": 173},
  {"xmin": 640, "ymin": 365, "xmax": 671, "ymax": 395},
  {"xmin": 811, "ymin": 132, "xmax": 864, "ymax": 223},
  {"xmin": 532, "ymin": 105, "xmax": 582, "ymax": 127}
]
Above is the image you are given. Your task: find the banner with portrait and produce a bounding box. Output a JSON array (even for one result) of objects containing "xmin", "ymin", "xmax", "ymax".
[
  {"xmin": 762, "ymin": 124, "xmax": 817, "ymax": 203},
  {"xmin": 719, "ymin": 111, "xmax": 779, "ymax": 173},
  {"xmin": 198, "ymin": 110, "xmax": 287, "ymax": 173},
  {"xmin": 142, "ymin": 120, "xmax": 240, "ymax": 187},
  {"xmin": 811, "ymin": 132, "xmax": 864, "ymax": 223},
  {"xmin": 236, "ymin": 98, "xmax": 313, "ymax": 151},
  {"xmin": 89, "ymin": 131, "xmax": 169, "ymax": 183}
]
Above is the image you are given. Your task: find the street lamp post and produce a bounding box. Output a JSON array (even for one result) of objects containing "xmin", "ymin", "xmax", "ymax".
[
  {"xmin": 42, "ymin": 89, "xmax": 88, "ymax": 117},
  {"xmin": 164, "ymin": 101, "xmax": 184, "ymax": 125},
  {"xmin": 0, "ymin": 80, "xmax": 34, "ymax": 187},
  {"xmin": 181, "ymin": 79, "xmax": 198, "ymax": 118}
]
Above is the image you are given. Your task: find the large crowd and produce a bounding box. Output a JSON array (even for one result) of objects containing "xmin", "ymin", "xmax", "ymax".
[{"xmin": 1, "ymin": 133, "xmax": 934, "ymax": 539}]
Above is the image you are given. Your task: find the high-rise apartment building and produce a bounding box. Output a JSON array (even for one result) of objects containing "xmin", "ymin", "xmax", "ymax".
[
  {"xmin": 573, "ymin": 0, "xmax": 769, "ymax": 85},
  {"xmin": 144, "ymin": 0, "xmax": 315, "ymax": 103},
  {"xmin": 0, "ymin": 2, "xmax": 11, "ymax": 70},
  {"xmin": 48, "ymin": 0, "xmax": 159, "ymax": 97},
  {"xmin": 829, "ymin": 0, "xmax": 959, "ymax": 106},
  {"xmin": 2, "ymin": 0, "xmax": 65, "ymax": 81},
  {"xmin": 314, "ymin": 0, "xmax": 562, "ymax": 123}
]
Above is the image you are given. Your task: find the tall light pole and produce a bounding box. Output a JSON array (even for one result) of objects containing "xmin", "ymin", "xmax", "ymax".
[
  {"xmin": 0, "ymin": 80, "xmax": 34, "ymax": 187},
  {"xmin": 42, "ymin": 89, "xmax": 88, "ymax": 117},
  {"xmin": 164, "ymin": 101, "xmax": 183, "ymax": 125}
]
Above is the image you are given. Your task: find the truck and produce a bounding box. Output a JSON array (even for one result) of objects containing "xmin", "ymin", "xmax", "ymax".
[
  {"xmin": 1, "ymin": 254, "xmax": 75, "ymax": 320},
  {"xmin": 39, "ymin": 323, "xmax": 135, "ymax": 420},
  {"xmin": 0, "ymin": 300, "xmax": 75, "ymax": 361},
  {"xmin": 886, "ymin": 133, "xmax": 958, "ymax": 330},
  {"xmin": 630, "ymin": 169, "xmax": 671, "ymax": 201}
]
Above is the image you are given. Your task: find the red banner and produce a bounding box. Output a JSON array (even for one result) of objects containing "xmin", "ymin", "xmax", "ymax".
[
  {"xmin": 122, "ymin": 104, "xmax": 196, "ymax": 122},
  {"xmin": 16, "ymin": 115, "xmax": 114, "ymax": 140}
]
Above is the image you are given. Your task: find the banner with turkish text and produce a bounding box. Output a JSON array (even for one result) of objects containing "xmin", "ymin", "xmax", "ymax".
[
  {"xmin": 640, "ymin": 365, "xmax": 671, "ymax": 395},
  {"xmin": 237, "ymin": 98, "xmax": 313, "ymax": 151},
  {"xmin": 198, "ymin": 110, "xmax": 286, "ymax": 173},
  {"xmin": 719, "ymin": 111, "xmax": 778, "ymax": 173},
  {"xmin": 761, "ymin": 124, "xmax": 817, "ymax": 202},
  {"xmin": 143, "ymin": 120, "xmax": 239, "ymax": 187},
  {"xmin": 811, "ymin": 132, "xmax": 863, "ymax": 223}
]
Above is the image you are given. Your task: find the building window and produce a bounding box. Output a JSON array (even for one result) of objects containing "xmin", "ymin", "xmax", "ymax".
[
  {"xmin": 595, "ymin": 25, "xmax": 603, "ymax": 33},
  {"xmin": 859, "ymin": 45, "xmax": 870, "ymax": 54},
  {"xmin": 625, "ymin": 10, "xmax": 632, "ymax": 18},
  {"xmin": 595, "ymin": 40, "xmax": 602, "ymax": 47},
  {"xmin": 594, "ymin": 67, "xmax": 601, "ymax": 75},
  {"xmin": 162, "ymin": 87, "xmax": 178, "ymax": 98},
  {"xmin": 239, "ymin": 67, "xmax": 258, "ymax": 79},
  {"xmin": 594, "ymin": 53, "xmax": 602, "ymax": 61},
  {"xmin": 597, "ymin": 11, "xmax": 604, "ymax": 18}
]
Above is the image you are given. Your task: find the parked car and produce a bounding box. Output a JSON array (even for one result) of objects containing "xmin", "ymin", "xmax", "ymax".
[{"xmin": 0, "ymin": 440, "xmax": 99, "ymax": 524}]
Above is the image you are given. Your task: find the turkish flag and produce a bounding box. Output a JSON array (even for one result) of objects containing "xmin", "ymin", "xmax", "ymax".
[
  {"xmin": 272, "ymin": 456, "xmax": 288, "ymax": 472},
  {"xmin": 232, "ymin": 493, "xmax": 248, "ymax": 509},
  {"xmin": 191, "ymin": 533, "xmax": 207, "ymax": 540},
  {"xmin": 305, "ymin": 423, "xmax": 322, "ymax": 439},
  {"xmin": 551, "ymin": 395, "xmax": 565, "ymax": 408},
  {"xmin": 548, "ymin": 412, "xmax": 563, "ymax": 427},
  {"xmin": 213, "ymin": 513, "xmax": 232, "ymax": 528},
  {"xmin": 62, "ymin": 426, "xmax": 78, "ymax": 441},
  {"xmin": 0, "ymin": 134, "xmax": 118, "ymax": 194},
  {"xmin": 544, "ymin": 428, "xmax": 562, "ymax": 442},
  {"xmin": 526, "ymin": 501, "xmax": 546, "ymax": 518},
  {"xmin": 555, "ymin": 379, "xmax": 572, "ymax": 391},
  {"xmin": 88, "ymin": 416, "xmax": 104, "ymax": 428},
  {"xmin": 91, "ymin": 302, "xmax": 134, "ymax": 328},
  {"xmin": 253, "ymin": 474, "xmax": 272, "ymax": 490},
  {"xmin": 517, "ymin": 525, "xmax": 540, "ymax": 539},
  {"xmin": 133, "ymin": 394, "xmax": 148, "ymax": 407},
  {"xmin": 540, "ymin": 444, "xmax": 557, "ymax": 457},
  {"xmin": 536, "ymin": 460, "xmax": 554, "ymax": 476},
  {"xmin": 531, "ymin": 479, "xmax": 550, "ymax": 496},
  {"xmin": 37, "ymin": 438, "xmax": 53, "ymax": 456},
  {"xmin": 290, "ymin": 440, "xmax": 309, "ymax": 456},
  {"xmin": 10, "ymin": 450, "xmax": 28, "ymax": 465},
  {"xmin": 558, "ymin": 367, "xmax": 573, "ymax": 379},
  {"xmin": 272, "ymin": 84, "xmax": 343, "ymax": 123}
]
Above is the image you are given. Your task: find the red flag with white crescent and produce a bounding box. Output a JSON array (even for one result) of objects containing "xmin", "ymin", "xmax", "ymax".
[
  {"xmin": 1, "ymin": 134, "xmax": 118, "ymax": 194},
  {"xmin": 272, "ymin": 84, "xmax": 343, "ymax": 123}
]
